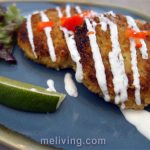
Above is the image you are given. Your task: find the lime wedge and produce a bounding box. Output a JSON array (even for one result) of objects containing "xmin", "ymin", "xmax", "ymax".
[{"xmin": 0, "ymin": 76, "xmax": 65, "ymax": 113}]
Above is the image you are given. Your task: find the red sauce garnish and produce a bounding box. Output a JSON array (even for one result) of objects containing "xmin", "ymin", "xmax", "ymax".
[
  {"xmin": 60, "ymin": 15, "xmax": 84, "ymax": 32},
  {"xmin": 126, "ymin": 28, "xmax": 145, "ymax": 39},
  {"xmin": 126, "ymin": 27, "xmax": 150, "ymax": 48},
  {"xmin": 60, "ymin": 10, "xmax": 92, "ymax": 32},
  {"xmin": 135, "ymin": 39, "xmax": 142, "ymax": 48},
  {"xmin": 37, "ymin": 10, "xmax": 92, "ymax": 32},
  {"xmin": 37, "ymin": 21, "xmax": 54, "ymax": 31}
]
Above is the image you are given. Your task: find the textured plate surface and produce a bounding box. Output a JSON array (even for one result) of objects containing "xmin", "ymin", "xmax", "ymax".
[{"xmin": 0, "ymin": 2, "xmax": 150, "ymax": 150}]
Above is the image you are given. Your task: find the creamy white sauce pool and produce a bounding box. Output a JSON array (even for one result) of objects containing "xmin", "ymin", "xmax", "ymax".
[
  {"xmin": 47, "ymin": 79, "xmax": 56, "ymax": 92},
  {"xmin": 122, "ymin": 109, "xmax": 150, "ymax": 140},
  {"xmin": 64, "ymin": 73, "xmax": 78, "ymax": 97}
]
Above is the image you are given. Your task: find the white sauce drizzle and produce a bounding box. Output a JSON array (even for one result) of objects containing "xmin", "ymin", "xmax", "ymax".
[
  {"xmin": 32, "ymin": 11, "xmax": 39, "ymax": 15},
  {"xmin": 120, "ymin": 103, "xmax": 126, "ymax": 109},
  {"xmin": 64, "ymin": 73, "xmax": 78, "ymax": 97},
  {"xmin": 40, "ymin": 11, "xmax": 56, "ymax": 62},
  {"xmin": 99, "ymin": 14, "xmax": 128, "ymax": 104},
  {"xmin": 46, "ymin": 79, "xmax": 56, "ymax": 92},
  {"xmin": 104, "ymin": 11, "xmax": 116, "ymax": 17},
  {"xmin": 126, "ymin": 16, "xmax": 141, "ymax": 105},
  {"xmin": 55, "ymin": 6, "xmax": 83, "ymax": 83},
  {"xmin": 65, "ymin": 5, "xmax": 71, "ymax": 17},
  {"xmin": 63, "ymin": 30, "xmax": 83, "ymax": 82},
  {"xmin": 122, "ymin": 109, "xmax": 150, "ymax": 140},
  {"xmin": 100, "ymin": 19, "xmax": 107, "ymax": 32},
  {"xmin": 75, "ymin": 6, "xmax": 82, "ymax": 14},
  {"xmin": 26, "ymin": 14, "xmax": 37, "ymax": 58},
  {"xmin": 56, "ymin": 7, "xmax": 63, "ymax": 18},
  {"xmin": 126, "ymin": 16, "xmax": 148, "ymax": 59},
  {"xmin": 85, "ymin": 18, "xmax": 110, "ymax": 101}
]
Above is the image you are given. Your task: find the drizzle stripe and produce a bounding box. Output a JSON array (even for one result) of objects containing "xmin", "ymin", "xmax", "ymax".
[
  {"xmin": 56, "ymin": 7, "xmax": 63, "ymax": 18},
  {"xmin": 75, "ymin": 6, "xmax": 82, "ymax": 14},
  {"xmin": 126, "ymin": 16, "xmax": 148, "ymax": 59},
  {"xmin": 99, "ymin": 15, "xmax": 128, "ymax": 104},
  {"xmin": 65, "ymin": 5, "xmax": 71, "ymax": 17},
  {"xmin": 40, "ymin": 11, "xmax": 56, "ymax": 62},
  {"xmin": 56, "ymin": 6, "xmax": 83, "ymax": 82},
  {"xmin": 85, "ymin": 18, "xmax": 110, "ymax": 101},
  {"xmin": 26, "ymin": 14, "xmax": 37, "ymax": 58},
  {"xmin": 126, "ymin": 16, "xmax": 141, "ymax": 105}
]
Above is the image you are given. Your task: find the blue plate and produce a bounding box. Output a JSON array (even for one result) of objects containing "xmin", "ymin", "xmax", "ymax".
[{"xmin": 0, "ymin": 2, "xmax": 150, "ymax": 150}]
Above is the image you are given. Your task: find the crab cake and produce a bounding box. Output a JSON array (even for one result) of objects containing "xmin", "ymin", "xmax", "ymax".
[
  {"xmin": 18, "ymin": 6, "xmax": 83, "ymax": 69},
  {"xmin": 18, "ymin": 6, "xmax": 150, "ymax": 109},
  {"xmin": 75, "ymin": 12, "xmax": 150, "ymax": 109}
]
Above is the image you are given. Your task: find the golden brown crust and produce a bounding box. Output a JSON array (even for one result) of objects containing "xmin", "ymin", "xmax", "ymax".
[
  {"xmin": 18, "ymin": 8, "xmax": 150, "ymax": 109},
  {"xmin": 75, "ymin": 14, "xmax": 150, "ymax": 109},
  {"xmin": 17, "ymin": 7, "xmax": 79, "ymax": 69},
  {"xmin": 75, "ymin": 23, "xmax": 100, "ymax": 94}
]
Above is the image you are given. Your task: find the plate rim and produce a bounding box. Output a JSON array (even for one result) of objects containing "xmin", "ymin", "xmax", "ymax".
[{"xmin": 0, "ymin": 1, "xmax": 150, "ymax": 150}]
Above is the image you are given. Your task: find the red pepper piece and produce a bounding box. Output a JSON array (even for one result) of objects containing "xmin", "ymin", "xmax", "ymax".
[
  {"xmin": 60, "ymin": 15, "xmax": 84, "ymax": 32},
  {"xmin": 37, "ymin": 21, "xmax": 54, "ymax": 31},
  {"xmin": 135, "ymin": 39, "xmax": 142, "ymax": 48},
  {"xmin": 126, "ymin": 27, "xmax": 150, "ymax": 39},
  {"xmin": 126, "ymin": 28, "xmax": 136, "ymax": 38}
]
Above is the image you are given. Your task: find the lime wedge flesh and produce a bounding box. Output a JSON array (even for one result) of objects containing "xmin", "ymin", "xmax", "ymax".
[{"xmin": 0, "ymin": 76, "xmax": 65, "ymax": 113}]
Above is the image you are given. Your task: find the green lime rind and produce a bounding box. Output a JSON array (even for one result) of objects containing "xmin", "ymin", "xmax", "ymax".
[{"xmin": 0, "ymin": 76, "xmax": 65, "ymax": 113}]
